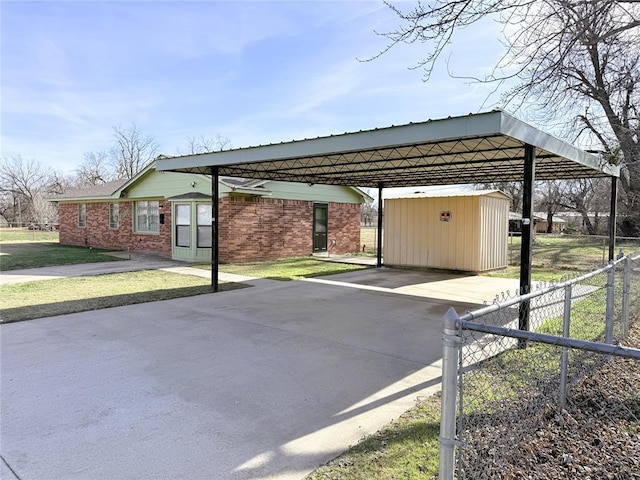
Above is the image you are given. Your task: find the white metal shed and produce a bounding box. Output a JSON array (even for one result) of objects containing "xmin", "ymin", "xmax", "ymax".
[{"xmin": 384, "ymin": 190, "xmax": 510, "ymax": 272}]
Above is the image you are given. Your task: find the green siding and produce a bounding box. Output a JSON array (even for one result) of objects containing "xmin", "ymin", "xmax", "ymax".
[
  {"xmin": 125, "ymin": 171, "xmax": 223, "ymax": 199},
  {"xmin": 126, "ymin": 173, "xmax": 364, "ymax": 204},
  {"xmin": 58, "ymin": 166, "xmax": 365, "ymax": 204},
  {"xmin": 264, "ymin": 181, "xmax": 364, "ymax": 203}
]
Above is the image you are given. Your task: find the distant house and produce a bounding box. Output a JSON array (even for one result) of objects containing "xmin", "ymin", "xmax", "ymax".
[
  {"xmin": 49, "ymin": 162, "xmax": 370, "ymax": 263},
  {"xmin": 532, "ymin": 212, "xmax": 566, "ymax": 234},
  {"xmin": 509, "ymin": 212, "xmax": 547, "ymax": 234}
]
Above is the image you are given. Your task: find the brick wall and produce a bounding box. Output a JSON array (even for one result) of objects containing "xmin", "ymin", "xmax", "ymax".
[
  {"xmin": 327, "ymin": 202, "xmax": 361, "ymax": 254},
  {"xmin": 58, "ymin": 197, "xmax": 361, "ymax": 262},
  {"xmin": 219, "ymin": 196, "xmax": 361, "ymax": 263},
  {"xmin": 58, "ymin": 201, "xmax": 172, "ymax": 255},
  {"xmin": 219, "ymin": 197, "xmax": 313, "ymax": 263}
]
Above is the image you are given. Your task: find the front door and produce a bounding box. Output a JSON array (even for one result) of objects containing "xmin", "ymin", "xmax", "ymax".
[{"xmin": 313, "ymin": 204, "xmax": 328, "ymax": 252}]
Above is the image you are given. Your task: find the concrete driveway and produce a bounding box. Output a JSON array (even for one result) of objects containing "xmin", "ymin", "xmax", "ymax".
[{"xmin": 1, "ymin": 268, "xmax": 506, "ymax": 480}]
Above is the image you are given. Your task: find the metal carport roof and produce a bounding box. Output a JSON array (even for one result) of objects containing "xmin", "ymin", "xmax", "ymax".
[
  {"xmin": 155, "ymin": 110, "xmax": 618, "ymax": 187},
  {"xmin": 154, "ymin": 109, "xmax": 620, "ymax": 327}
]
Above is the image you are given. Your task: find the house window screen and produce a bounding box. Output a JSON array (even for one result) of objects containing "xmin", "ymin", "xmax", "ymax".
[
  {"xmin": 197, "ymin": 204, "xmax": 212, "ymax": 248},
  {"xmin": 176, "ymin": 204, "xmax": 191, "ymax": 247},
  {"xmin": 78, "ymin": 204, "xmax": 86, "ymax": 227},
  {"xmin": 109, "ymin": 203, "xmax": 119, "ymax": 229},
  {"xmin": 136, "ymin": 201, "xmax": 160, "ymax": 233}
]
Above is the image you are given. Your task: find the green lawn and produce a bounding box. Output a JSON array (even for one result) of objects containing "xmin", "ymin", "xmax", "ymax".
[
  {"xmin": 0, "ymin": 270, "xmax": 247, "ymax": 323},
  {"xmin": 198, "ymin": 257, "xmax": 370, "ymax": 280},
  {"xmin": 307, "ymin": 395, "xmax": 441, "ymax": 480},
  {"xmin": 488, "ymin": 235, "xmax": 640, "ymax": 282},
  {"xmin": 0, "ymin": 242, "xmax": 123, "ymax": 271},
  {"xmin": 0, "ymin": 228, "xmax": 59, "ymax": 243}
]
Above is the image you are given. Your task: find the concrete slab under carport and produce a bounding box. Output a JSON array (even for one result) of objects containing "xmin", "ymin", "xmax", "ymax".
[
  {"xmin": 305, "ymin": 267, "xmax": 524, "ymax": 305},
  {"xmin": 1, "ymin": 270, "xmax": 493, "ymax": 480}
]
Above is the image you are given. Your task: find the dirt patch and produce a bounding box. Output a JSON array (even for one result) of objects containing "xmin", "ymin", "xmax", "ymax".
[{"xmin": 483, "ymin": 322, "xmax": 640, "ymax": 479}]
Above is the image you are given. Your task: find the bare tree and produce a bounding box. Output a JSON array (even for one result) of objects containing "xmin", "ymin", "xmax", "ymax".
[
  {"xmin": 31, "ymin": 192, "xmax": 59, "ymax": 226},
  {"xmin": 183, "ymin": 133, "xmax": 232, "ymax": 155},
  {"xmin": 537, "ymin": 181, "xmax": 563, "ymax": 233},
  {"xmin": 554, "ymin": 178, "xmax": 613, "ymax": 235},
  {"xmin": 380, "ymin": 0, "xmax": 640, "ymax": 235},
  {"xmin": 112, "ymin": 123, "xmax": 158, "ymax": 179},
  {"xmin": 0, "ymin": 155, "xmax": 54, "ymax": 225},
  {"xmin": 76, "ymin": 151, "xmax": 115, "ymax": 186},
  {"xmin": 48, "ymin": 170, "xmax": 75, "ymax": 195}
]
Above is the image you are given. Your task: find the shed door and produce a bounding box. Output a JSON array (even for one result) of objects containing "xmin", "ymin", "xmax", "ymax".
[{"xmin": 313, "ymin": 204, "xmax": 328, "ymax": 252}]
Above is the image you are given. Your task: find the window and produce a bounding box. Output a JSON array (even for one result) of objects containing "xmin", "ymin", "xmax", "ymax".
[
  {"xmin": 109, "ymin": 203, "xmax": 119, "ymax": 229},
  {"xmin": 197, "ymin": 204, "xmax": 212, "ymax": 247},
  {"xmin": 78, "ymin": 204, "xmax": 86, "ymax": 228},
  {"xmin": 136, "ymin": 201, "xmax": 160, "ymax": 233},
  {"xmin": 175, "ymin": 204, "xmax": 191, "ymax": 247}
]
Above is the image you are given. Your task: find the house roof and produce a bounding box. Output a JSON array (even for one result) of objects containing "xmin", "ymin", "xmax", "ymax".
[
  {"xmin": 49, "ymin": 179, "xmax": 129, "ymax": 201},
  {"xmin": 532, "ymin": 212, "xmax": 568, "ymax": 223},
  {"xmin": 154, "ymin": 110, "xmax": 619, "ymax": 188},
  {"xmin": 509, "ymin": 212, "xmax": 547, "ymax": 221}
]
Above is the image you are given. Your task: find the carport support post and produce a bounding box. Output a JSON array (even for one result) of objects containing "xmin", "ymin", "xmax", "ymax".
[
  {"xmin": 211, "ymin": 166, "xmax": 219, "ymax": 292},
  {"xmin": 376, "ymin": 183, "xmax": 383, "ymax": 268},
  {"xmin": 518, "ymin": 144, "xmax": 535, "ymax": 346},
  {"xmin": 608, "ymin": 176, "xmax": 618, "ymax": 261}
]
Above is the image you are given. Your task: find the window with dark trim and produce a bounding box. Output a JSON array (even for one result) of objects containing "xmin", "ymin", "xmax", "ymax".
[
  {"xmin": 135, "ymin": 201, "xmax": 160, "ymax": 233},
  {"xmin": 78, "ymin": 204, "xmax": 86, "ymax": 228},
  {"xmin": 175, "ymin": 204, "xmax": 191, "ymax": 247},
  {"xmin": 109, "ymin": 203, "xmax": 119, "ymax": 229},
  {"xmin": 197, "ymin": 204, "xmax": 212, "ymax": 247}
]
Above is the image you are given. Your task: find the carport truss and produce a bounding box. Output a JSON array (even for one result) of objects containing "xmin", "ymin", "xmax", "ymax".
[{"xmin": 156, "ymin": 110, "xmax": 619, "ymax": 332}]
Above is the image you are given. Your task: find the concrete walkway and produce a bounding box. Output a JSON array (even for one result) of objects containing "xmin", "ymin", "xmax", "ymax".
[{"xmin": 0, "ymin": 253, "xmax": 254, "ymax": 286}]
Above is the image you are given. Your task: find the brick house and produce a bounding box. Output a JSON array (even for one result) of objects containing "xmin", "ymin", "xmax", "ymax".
[{"xmin": 50, "ymin": 163, "xmax": 370, "ymax": 263}]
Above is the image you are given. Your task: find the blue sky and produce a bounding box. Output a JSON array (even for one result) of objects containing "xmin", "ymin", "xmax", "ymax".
[{"xmin": 2, "ymin": 0, "xmax": 506, "ymax": 176}]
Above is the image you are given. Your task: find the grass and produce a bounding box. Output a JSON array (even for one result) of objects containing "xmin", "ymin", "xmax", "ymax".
[
  {"xmin": 486, "ymin": 234, "xmax": 640, "ymax": 283},
  {"xmin": 197, "ymin": 257, "xmax": 369, "ymax": 281},
  {"xmin": 360, "ymin": 226, "xmax": 380, "ymax": 254},
  {"xmin": 0, "ymin": 227, "xmax": 59, "ymax": 243},
  {"xmin": 307, "ymin": 395, "xmax": 441, "ymax": 480},
  {"xmin": 0, "ymin": 270, "xmax": 247, "ymax": 323},
  {"xmin": 0, "ymin": 242, "xmax": 123, "ymax": 271}
]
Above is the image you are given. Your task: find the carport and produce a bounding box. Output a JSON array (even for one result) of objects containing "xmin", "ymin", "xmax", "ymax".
[{"xmin": 155, "ymin": 110, "xmax": 619, "ymax": 332}]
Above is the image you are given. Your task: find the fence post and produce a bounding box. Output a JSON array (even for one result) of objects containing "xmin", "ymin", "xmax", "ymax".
[
  {"xmin": 440, "ymin": 308, "xmax": 462, "ymax": 480},
  {"xmin": 621, "ymin": 256, "xmax": 632, "ymax": 339},
  {"xmin": 559, "ymin": 284, "xmax": 572, "ymax": 410},
  {"xmin": 605, "ymin": 262, "xmax": 615, "ymax": 344}
]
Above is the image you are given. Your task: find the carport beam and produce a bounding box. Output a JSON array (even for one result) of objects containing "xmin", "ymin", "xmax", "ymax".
[
  {"xmin": 211, "ymin": 166, "xmax": 219, "ymax": 292},
  {"xmin": 518, "ymin": 144, "xmax": 535, "ymax": 342},
  {"xmin": 377, "ymin": 184, "xmax": 383, "ymax": 268}
]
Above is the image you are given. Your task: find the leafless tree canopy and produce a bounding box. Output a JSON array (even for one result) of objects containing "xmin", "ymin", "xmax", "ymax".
[
  {"xmin": 112, "ymin": 123, "xmax": 159, "ymax": 179},
  {"xmin": 0, "ymin": 155, "xmax": 57, "ymax": 224},
  {"xmin": 382, "ymin": 0, "xmax": 640, "ymax": 235},
  {"xmin": 75, "ymin": 151, "xmax": 115, "ymax": 187},
  {"xmin": 184, "ymin": 134, "xmax": 232, "ymax": 155}
]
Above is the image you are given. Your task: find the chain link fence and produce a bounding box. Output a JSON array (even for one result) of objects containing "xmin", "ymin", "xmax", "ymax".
[{"xmin": 439, "ymin": 253, "xmax": 640, "ymax": 479}]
